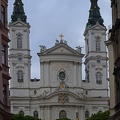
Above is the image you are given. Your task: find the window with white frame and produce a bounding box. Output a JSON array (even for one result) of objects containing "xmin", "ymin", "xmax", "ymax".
[
  {"xmin": 16, "ymin": 32, "xmax": 23, "ymax": 49},
  {"xmin": 96, "ymin": 40, "xmax": 100, "ymax": 51},
  {"xmin": 17, "ymin": 70, "xmax": 23, "ymax": 82},
  {"xmin": 96, "ymin": 72, "xmax": 102, "ymax": 84},
  {"xmin": 17, "ymin": 37, "xmax": 22, "ymax": 49}
]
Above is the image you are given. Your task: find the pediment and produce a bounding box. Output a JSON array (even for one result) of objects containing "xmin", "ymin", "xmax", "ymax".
[
  {"xmin": 9, "ymin": 20, "xmax": 30, "ymax": 28},
  {"xmin": 40, "ymin": 43, "xmax": 83, "ymax": 56},
  {"xmin": 48, "ymin": 46, "xmax": 76, "ymax": 55},
  {"xmin": 84, "ymin": 23, "xmax": 106, "ymax": 36},
  {"xmin": 91, "ymin": 23, "xmax": 106, "ymax": 31}
]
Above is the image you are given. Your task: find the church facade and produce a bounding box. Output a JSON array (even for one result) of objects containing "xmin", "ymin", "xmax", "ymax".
[{"xmin": 9, "ymin": 0, "xmax": 109, "ymax": 120}]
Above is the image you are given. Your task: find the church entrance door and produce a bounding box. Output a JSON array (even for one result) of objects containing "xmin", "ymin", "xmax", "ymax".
[{"xmin": 59, "ymin": 110, "xmax": 67, "ymax": 119}]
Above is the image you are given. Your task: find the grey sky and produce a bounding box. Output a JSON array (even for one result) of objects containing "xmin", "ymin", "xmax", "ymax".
[{"xmin": 8, "ymin": 0, "xmax": 112, "ymax": 79}]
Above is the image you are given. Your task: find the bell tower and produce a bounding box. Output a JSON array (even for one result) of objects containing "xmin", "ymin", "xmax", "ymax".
[
  {"xmin": 9, "ymin": 0, "xmax": 31, "ymax": 113},
  {"xmin": 84, "ymin": 0, "xmax": 108, "ymax": 91}
]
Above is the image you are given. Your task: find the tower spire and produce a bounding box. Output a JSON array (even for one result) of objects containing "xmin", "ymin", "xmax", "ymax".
[
  {"xmin": 11, "ymin": 0, "xmax": 27, "ymax": 23},
  {"xmin": 86, "ymin": 0, "xmax": 104, "ymax": 29}
]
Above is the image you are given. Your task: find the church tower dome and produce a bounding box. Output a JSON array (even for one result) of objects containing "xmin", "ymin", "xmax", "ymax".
[
  {"xmin": 86, "ymin": 0, "xmax": 104, "ymax": 29},
  {"xmin": 11, "ymin": 0, "xmax": 27, "ymax": 23}
]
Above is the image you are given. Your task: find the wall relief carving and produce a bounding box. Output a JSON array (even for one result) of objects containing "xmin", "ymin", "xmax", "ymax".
[{"xmin": 58, "ymin": 93, "xmax": 69, "ymax": 103}]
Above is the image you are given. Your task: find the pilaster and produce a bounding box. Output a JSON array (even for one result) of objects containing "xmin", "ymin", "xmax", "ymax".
[
  {"xmin": 40, "ymin": 106, "xmax": 44, "ymax": 120},
  {"xmin": 80, "ymin": 106, "xmax": 84, "ymax": 120},
  {"xmin": 73, "ymin": 62, "xmax": 77, "ymax": 86}
]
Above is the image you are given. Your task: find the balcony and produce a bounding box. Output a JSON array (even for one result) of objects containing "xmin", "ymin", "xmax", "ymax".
[
  {"xmin": 0, "ymin": 100, "xmax": 10, "ymax": 113},
  {"xmin": 0, "ymin": 100, "xmax": 13, "ymax": 120}
]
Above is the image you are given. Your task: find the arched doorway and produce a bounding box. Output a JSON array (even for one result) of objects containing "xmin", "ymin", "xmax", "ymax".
[{"xmin": 59, "ymin": 110, "xmax": 67, "ymax": 119}]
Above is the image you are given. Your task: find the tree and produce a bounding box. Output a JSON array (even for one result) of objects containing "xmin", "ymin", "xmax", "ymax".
[
  {"xmin": 11, "ymin": 114, "xmax": 41, "ymax": 120},
  {"xmin": 86, "ymin": 110, "xmax": 110, "ymax": 120}
]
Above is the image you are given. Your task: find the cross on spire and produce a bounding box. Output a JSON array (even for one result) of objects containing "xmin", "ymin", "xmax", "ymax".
[{"xmin": 59, "ymin": 33, "xmax": 64, "ymax": 41}]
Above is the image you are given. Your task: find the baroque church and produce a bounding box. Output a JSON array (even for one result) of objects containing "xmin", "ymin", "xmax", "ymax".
[{"xmin": 9, "ymin": 0, "xmax": 109, "ymax": 120}]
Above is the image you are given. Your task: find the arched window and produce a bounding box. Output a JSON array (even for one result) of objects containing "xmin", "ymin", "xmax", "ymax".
[
  {"xmin": 96, "ymin": 40, "xmax": 100, "ymax": 51},
  {"xmin": 99, "ymin": 110, "xmax": 102, "ymax": 113},
  {"xmin": 16, "ymin": 32, "xmax": 23, "ymax": 49},
  {"xmin": 17, "ymin": 38, "xmax": 22, "ymax": 49},
  {"xmin": 19, "ymin": 110, "xmax": 24, "ymax": 115},
  {"xmin": 17, "ymin": 70, "xmax": 23, "ymax": 82},
  {"xmin": 33, "ymin": 111, "xmax": 38, "ymax": 118},
  {"xmin": 59, "ymin": 110, "xmax": 67, "ymax": 119},
  {"xmin": 85, "ymin": 110, "xmax": 89, "ymax": 118},
  {"xmin": 96, "ymin": 72, "xmax": 102, "ymax": 84}
]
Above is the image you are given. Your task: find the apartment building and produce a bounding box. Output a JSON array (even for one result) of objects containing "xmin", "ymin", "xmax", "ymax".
[{"xmin": 0, "ymin": 0, "xmax": 12, "ymax": 119}]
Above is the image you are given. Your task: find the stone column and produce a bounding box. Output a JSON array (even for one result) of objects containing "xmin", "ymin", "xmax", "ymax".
[
  {"xmin": 40, "ymin": 62, "xmax": 44, "ymax": 86},
  {"xmin": 80, "ymin": 106, "xmax": 84, "ymax": 120},
  {"xmin": 78, "ymin": 63, "xmax": 82, "ymax": 86},
  {"xmin": 46, "ymin": 62, "xmax": 50, "ymax": 86},
  {"xmin": 40, "ymin": 106, "xmax": 44, "ymax": 120},
  {"xmin": 73, "ymin": 62, "xmax": 77, "ymax": 86},
  {"xmin": 44, "ymin": 61, "xmax": 50, "ymax": 86},
  {"xmin": 46, "ymin": 106, "xmax": 51, "ymax": 120}
]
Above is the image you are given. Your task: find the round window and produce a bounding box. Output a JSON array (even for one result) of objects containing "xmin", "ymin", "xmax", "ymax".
[{"xmin": 59, "ymin": 71, "xmax": 66, "ymax": 81}]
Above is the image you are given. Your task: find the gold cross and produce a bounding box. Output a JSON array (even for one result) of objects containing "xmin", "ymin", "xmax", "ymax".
[{"xmin": 59, "ymin": 33, "xmax": 64, "ymax": 40}]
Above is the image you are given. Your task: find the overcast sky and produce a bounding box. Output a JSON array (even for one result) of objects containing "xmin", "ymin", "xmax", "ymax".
[{"xmin": 8, "ymin": 0, "xmax": 112, "ymax": 79}]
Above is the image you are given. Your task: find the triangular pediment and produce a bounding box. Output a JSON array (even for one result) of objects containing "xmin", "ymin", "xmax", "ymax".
[
  {"xmin": 9, "ymin": 20, "xmax": 30, "ymax": 28},
  {"xmin": 84, "ymin": 23, "xmax": 106, "ymax": 35},
  {"xmin": 91, "ymin": 23, "xmax": 106, "ymax": 31},
  {"xmin": 41, "ymin": 43, "xmax": 84, "ymax": 56}
]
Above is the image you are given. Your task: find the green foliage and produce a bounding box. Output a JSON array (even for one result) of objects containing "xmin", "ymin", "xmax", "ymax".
[
  {"xmin": 11, "ymin": 114, "xmax": 41, "ymax": 120},
  {"xmin": 11, "ymin": 114, "xmax": 25, "ymax": 120},
  {"xmin": 86, "ymin": 110, "xmax": 110, "ymax": 120}
]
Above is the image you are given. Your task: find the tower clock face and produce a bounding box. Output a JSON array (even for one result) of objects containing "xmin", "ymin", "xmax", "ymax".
[{"xmin": 17, "ymin": 56, "xmax": 22, "ymax": 60}]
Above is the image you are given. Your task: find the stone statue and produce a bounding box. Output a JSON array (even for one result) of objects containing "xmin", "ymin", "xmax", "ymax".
[
  {"xmin": 39, "ymin": 45, "xmax": 46, "ymax": 52},
  {"xmin": 39, "ymin": 90, "xmax": 49, "ymax": 99},
  {"xmin": 76, "ymin": 46, "xmax": 83, "ymax": 53},
  {"xmin": 75, "ymin": 112, "xmax": 79, "ymax": 120},
  {"xmin": 63, "ymin": 40, "xmax": 67, "ymax": 44}
]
